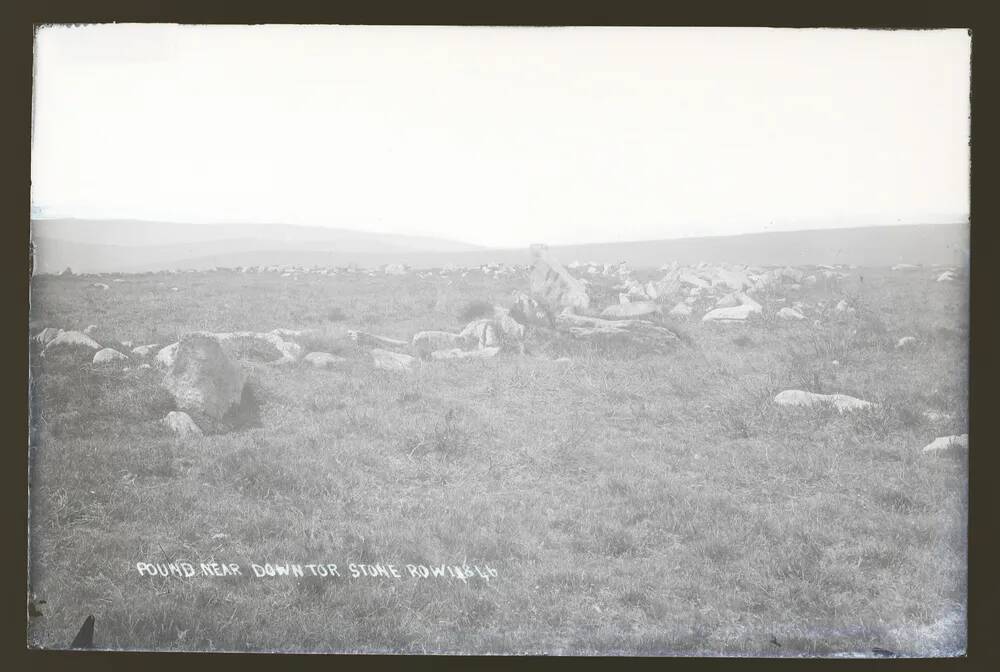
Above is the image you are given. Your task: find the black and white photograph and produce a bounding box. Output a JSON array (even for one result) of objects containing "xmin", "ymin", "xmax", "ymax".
[{"xmin": 27, "ymin": 24, "xmax": 970, "ymax": 656}]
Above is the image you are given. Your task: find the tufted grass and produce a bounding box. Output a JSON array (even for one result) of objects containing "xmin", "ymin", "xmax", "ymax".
[{"xmin": 27, "ymin": 265, "xmax": 967, "ymax": 655}]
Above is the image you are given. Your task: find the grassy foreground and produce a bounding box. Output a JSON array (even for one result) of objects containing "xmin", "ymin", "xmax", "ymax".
[{"xmin": 27, "ymin": 266, "xmax": 967, "ymax": 655}]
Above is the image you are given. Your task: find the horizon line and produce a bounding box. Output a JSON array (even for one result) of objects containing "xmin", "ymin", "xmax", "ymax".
[{"xmin": 30, "ymin": 215, "xmax": 970, "ymax": 252}]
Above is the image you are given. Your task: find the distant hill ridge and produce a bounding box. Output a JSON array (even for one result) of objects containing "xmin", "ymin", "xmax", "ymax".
[{"xmin": 30, "ymin": 219, "xmax": 968, "ymax": 273}]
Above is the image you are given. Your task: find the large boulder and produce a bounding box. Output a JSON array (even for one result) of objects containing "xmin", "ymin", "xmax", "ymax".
[
  {"xmin": 162, "ymin": 334, "xmax": 246, "ymax": 421},
  {"xmin": 529, "ymin": 245, "xmax": 590, "ymax": 311}
]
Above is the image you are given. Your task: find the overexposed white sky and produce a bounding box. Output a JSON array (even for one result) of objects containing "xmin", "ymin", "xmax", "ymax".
[{"xmin": 32, "ymin": 25, "xmax": 970, "ymax": 248}]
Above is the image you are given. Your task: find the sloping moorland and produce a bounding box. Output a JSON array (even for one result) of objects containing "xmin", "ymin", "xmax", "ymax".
[{"xmin": 27, "ymin": 262, "xmax": 967, "ymax": 655}]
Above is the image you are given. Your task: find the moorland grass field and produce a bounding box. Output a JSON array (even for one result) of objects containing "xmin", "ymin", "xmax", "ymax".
[{"xmin": 27, "ymin": 265, "xmax": 968, "ymax": 655}]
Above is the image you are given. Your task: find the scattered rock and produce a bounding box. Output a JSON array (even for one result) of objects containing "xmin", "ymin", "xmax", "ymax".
[
  {"xmin": 921, "ymin": 434, "xmax": 968, "ymax": 453},
  {"xmin": 896, "ymin": 336, "xmax": 917, "ymax": 349},
  {"xmin": 493, "ymin": 306, "xmax": 526, "ymax": 343},
  {"xmin": 713, "ymin": 267, "xmax": 753, "ymax": 292},
  {"xmin": 773, "ymin": 389, "xmax": 875, "ymax": 412},
  {"xmin": 43, "ymin": 330, "xmax": 102, "ymax": 352},
  {"xmin": 33, "ymin": 327, "xmax": 63, "ymax": 347},
  {"xmin": 511, "ymin": 291, "xmax": 551, "ymax": 327},
  {"xmin": 891, "ymin": 263, "xmax": 919, "ymax": 271},
  {"xmin": 714, "ymin": 293, "xmax": 740, "ymax": 309},
  {"xmin": 93, "ymin": 348, "xmax": 128, "ymax": 365},
  {"xmin": 679, "ymin": 272, "xmax": 710, "ymax": 289},
  {"xmin": 155, "ymin": 342, "xmax": 180, "ymax": 369},
  {"xmin": 214, "ymin": 330, "xmax": 303, "ymax": 364},
  {"xmin": 556, "ymin": 308, "xmax": 678, "ymax": 343},
  {"xmin": 936, "ymin": 270, "xmax": 956, "ymax": 282},
  {"xmin": 132, "ymin": 344, "xmax": 160, "ymax": 357},
  {"xmin": 371, "ymin": 348, "xmax": 416, "ymax": 372},
  {"xmin": 460, "ymin": 319, "xmax": 500, "ymax": 350},
  {"xmin": 162, "ymin": 334, "xmax": 247, "ymax": 421},
  {"xmin": 412, "ymin": 330, "xmax": 469, "ymax": 357},
  {"xmin": 161, "ymin": 411, "xmax": 203, "ymax": 439},
  {"xmin": 922, "ymin": 410, "xmax": 954, "ymax": 423},
  {"xmin": 529, "ymin": 245, "xmax": 590, "ymax": 311},
  {"xmin": 83, "ymin": 325, "xmax": 98, "ymax": 336},
  {"xmin": 350, "ymin": 330, "xmax": 410, "ymax": 350},
  {"xmin": 778, "ymin": 307, "xmax": 805, "ymax": 320},
  {"xmin": 431, "ymin": 347, "xmax": 500, "ymax": 360},
  {"xmin": 303, "ymin": 352, "xmax": 347, "ymax": 368},
  {"xmin": 702, "ymin": 304, "xmax": 759, "ymax": 323},
  {"xmin": 92, "ymin": 283, "xmax": 110, "ymax": 290},
  {"xmin": 600, "ymin": 301, "xmax": 662, "ymax": 319},
  {"xmin": 668, "ymin": 302, "xmax": 692, "ymax": 317}
]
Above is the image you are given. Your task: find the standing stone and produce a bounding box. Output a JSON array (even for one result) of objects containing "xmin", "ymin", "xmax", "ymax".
[
  {"xmin": 529, "ymin": 245, "xmax": 590, "ymax": 311},
  {"xmin": 162, "ymin": 334, "xmax": 246, "ymax": 421}
]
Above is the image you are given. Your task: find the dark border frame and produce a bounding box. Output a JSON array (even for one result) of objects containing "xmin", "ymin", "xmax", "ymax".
[{"xmin": 5, "ymin": 2, "xmax": 994, "ymax": 671}]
